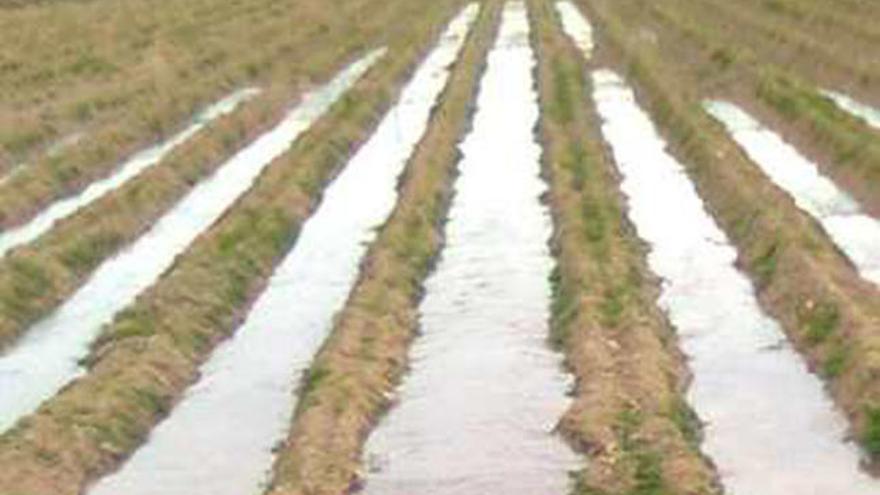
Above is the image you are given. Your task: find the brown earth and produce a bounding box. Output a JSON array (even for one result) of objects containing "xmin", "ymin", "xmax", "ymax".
[
  {"xmin": 0, "ymin": 0, "xmax": 397, "ymax": 228},
  {"xmin": 0, "ymin": 0, "xmax": 450, "ymax": 352},
  {"xmin": 263, "ymin": 3, "xmax": 500, "ymax": 493},
  {"xmin": 582, "ymin": 0, "xmax": 880, "ymax": 467},
  {"xmin": 0, "ymin": 2, "xmax": 464, "ymax": 493},
  {"xmin": 531, "ymin": 0, "xmax": 721, "ymax": 493}
]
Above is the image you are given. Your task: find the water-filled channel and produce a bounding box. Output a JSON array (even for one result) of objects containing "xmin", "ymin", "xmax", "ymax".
[
  {"xmin": 360, "ymin": 3, "xmax": 580, "ymax": 494},
  {"xmin": 0, "ymin": 50, "xmax": 383, "ymax": 435},
  {"xmin": 594, "ymin": 70, "xmax": 879, "ymax": 494},
  {"xmin": 822, "ymin": 90, "xmax": 880, "ymax": 130},
  {"xmin": 0, "ymin": 88, "xmax": 260, "ymax": 257},
  {"xmin": 706, "ymin": 100, "xmax": 880, "ymax": 286},
  {"xmin": 87, "ymin": 6, "xmax": 478, "ymax": 495}
]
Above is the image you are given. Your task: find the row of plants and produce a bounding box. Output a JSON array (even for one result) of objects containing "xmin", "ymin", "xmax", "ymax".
[{"xmin": 0, "ymin": 1, "xmax": 462, "ymax": 493}]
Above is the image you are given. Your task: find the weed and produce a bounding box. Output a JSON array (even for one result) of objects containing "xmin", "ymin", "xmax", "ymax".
[
  {"xmin": 822, "ymin": 343, "xmax": 848, "ymax": 378},
  {"xmin": 600, "ymin": 286, "xmax": 625, "ymax": 328},
  {"xmin": 669, "ymin": 399, "xmax": 702, "ymax": 447},
  {"xmin": 60, "ymin": 231, "xmax": 124, "ymax": 275},
  {"xmin": 551, "ymin": 58, "xmax": 575, "ymax": 124},
  {"xmin": 709, "ymin": 47, "xmax": 737, "ymax": 70},
  {"xmin": 863, "ymin": 406, "xmax": 880, "ymax": 458},
  {"xmin": 302, "ymin": 366, "xmax": 331, "ymax": 397},
  {"xmin": 549, "ymin": 265, "xmax": 577, "ymax": 346},
  {"xmin": 752, "ymin": 240, "xmax": 779, "ymax": 287},
  {"xmin": 802, "ymin": 300, "xmax": 840, "ymax": 345},
  {"xmin": 108, "ymin": 306, "xmax": 156, "ymax": 342}
]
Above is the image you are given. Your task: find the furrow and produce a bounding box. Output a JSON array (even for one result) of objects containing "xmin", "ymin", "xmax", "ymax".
[
  {"xmin": 0, "ymin": 87, "xmax": 260, "ymax": 258},
  {"xmin": 359, "ymin": 2, "xmax": 581, "ymax": 493},
  {"xmin": 0, "ymin": 49, "xmax": 383, "ymax": 435},
  {"xmin": 538, "ymin": 0, "xmax": 722, "ymax": 493},
  {"xmin": 0, "ymin": 3, "xmax": 462, "ymax": 491},
  {"xmin": 583, "ymin": 0, "xmax": 880, "ymax": 471},
  {"xmin": 706, "ymin": 101, "xmax": 880, "ymax": 286},
  {"xmin": 85, "ymin": 5, "xmax": 479, "ymax": 495},
  {"xmin": 262, "ymin": 1, "xmax": 502, "ymax": 493}
]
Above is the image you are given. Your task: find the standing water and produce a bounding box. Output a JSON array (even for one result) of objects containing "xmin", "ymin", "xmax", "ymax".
[
  {"xmin": 88, "ymin": 6, "xmax": 479, "ymax": 495},
  {"xmin": 705, "ymin": 101, "xmax": 880, "ymax": 286},
  {"xmin": 821, "ymin": 90, "xmax": 880, "ymax": 130},
  {"xmin": 0, "ymin": 50, "xmax": 383, "ymax": 435},
  {"xmin": 360, "ymin": 3, "xmax": 579, "ymax": 494},
  {"xmin": 555, "ymin": 0, "xmax": 594, "ymax": 58},
  {"xmin": 593, "ymin": 70, "xmax": 880, "ymax": 494},
  {"xmin": 0, "ymin": 88, "xmax": 261, "ymax": 257}
]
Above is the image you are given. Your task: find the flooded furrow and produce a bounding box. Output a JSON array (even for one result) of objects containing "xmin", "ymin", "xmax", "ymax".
[
  {"xmin": 359, "ymin": 3, "xmax": 579, "ymax": 494},
  {"xmin": 594, "ymin": 70, "xmax": 879, "ymax": 494},
  {"xmin": 0, "ymin": 50, "xmax": 383, "ymax": 435},
  {"xmin": 0, "ymin": 88, "xmax": 260, "ymax": 257},
  {"xmin": 822, "ymin": 90, "xmax": 880, "ymax": 130},
  {"xmin": 555, "ymin": 0, "xmax": 593, "ymax": 57},
  {"xmin": 705, "ymin": 101, "xmax": 880, "ymax": 286},
  {"xmin": 87, "ymin": 7, "xmax": 478, "ymax": 495}
]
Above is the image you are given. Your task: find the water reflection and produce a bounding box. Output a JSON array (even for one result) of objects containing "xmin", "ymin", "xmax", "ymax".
[
  {"xmin": 361, "ymin": 3, "xmax": 580, "ymax": 494},
  {"xmin": 0, "ymin": 50, "xmax": 383, "ymax": 435},
  {"xmin": 706, "ymin": 100, "xmax": 880, "ymax": 286},
  {"xmin": 87, "ymin": 6, "xmax": 478, "ymax": 495},
  {"xmin": 595, "ymin": 70, "xmax": 879, "ymax": 494}
]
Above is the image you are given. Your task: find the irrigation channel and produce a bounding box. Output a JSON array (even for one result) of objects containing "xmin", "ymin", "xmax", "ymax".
[
  {"xmin": 591, "ymin": 69, "xmax": 879, "ymax": 493},
  {"xmin": 0, "ymin": 88, "xmax": 260, "ymax": 257},
  {"xmin": 0, "ymin": 50, "xmax": 383, "ymax": 435},
  {"xmin": 823, "ymin": 90, "xmax": 880, "ymax": 130},
  {"xmin": 88, "ymin": 6, "xmax": 478, "ymax": 495},
  {"xmin": 706, "ymin": 101, "xmax": 880, "ymax": 286},
  {"xmin": 360, "ymin": 2, "xmax": 580, "ymax": 493}
]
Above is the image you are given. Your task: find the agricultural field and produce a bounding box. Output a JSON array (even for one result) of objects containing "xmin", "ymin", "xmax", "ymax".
[{"xmin": 0, "ymin": 0, "xmax": 878, "ymax": 493}]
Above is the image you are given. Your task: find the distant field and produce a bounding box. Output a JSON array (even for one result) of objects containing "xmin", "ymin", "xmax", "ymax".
[{"xmin": 0, "ymin": 0, "xmax": 878, "ymax": 494}]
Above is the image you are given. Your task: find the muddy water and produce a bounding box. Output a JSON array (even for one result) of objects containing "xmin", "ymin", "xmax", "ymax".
[
  {"xmin": 0, "ymin": 88, "xmax": 261, "ymax": 257},
  {"xmin": 87, "ymin": 7, "xmax": 479, "ymax": 495},
  {"xmin": 822, "ymin": 90, "xmax": 880, "ymax": 129},
  {"xmin": 359, "ymin": 4, "xmax": 579, "ymax": 494},
  {"xmin": 0, "ymin": 50, "xmax": 384, "ymax": 435},
  {"xmin": 705, "ymin": 101, "xmax": 880, "ymax": 286},
  {"xmin": 593, "ymin": 70, "xmax": 879, "ymax": 494}
]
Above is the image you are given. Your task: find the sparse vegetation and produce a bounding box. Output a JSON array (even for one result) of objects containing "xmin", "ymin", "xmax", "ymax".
[
  {"xmin": 0, "ymin": 2, "xmax": 463, "ymax": 492},
  {"xmin": 264, "ymin": 4, "xmax": 498, "ymax": 492},
  {"xmin": 584, "ymin": 0, "xmax": 880, "ymax": 466},
  {"xmin": 0, "ymin": 0, "xmax": 879, "ymax": 492},
  {"xmin": 532, "ymin": 1, "xmax": 719, "ymax": 492}
]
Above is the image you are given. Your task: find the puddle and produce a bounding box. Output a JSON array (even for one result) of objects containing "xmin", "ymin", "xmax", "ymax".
[
  {"xmin": 86, "ymin": 7, "xmax": 478, "ymax": 495},
  {"xmin": 0, "ymin": 88, "xmax": 261, "ymax": 257},
  {"xmin": 0, "ymin": 50, "xmax": 384, "ymax": 435},
  {"xmin": 594, "ymin": 70, "xmax": 880, "ymax": 494},
  {"xmin": 822, "ymin": 90, "xmax": 880, "ymax": 130},
  {"xmin": 705, "ymin": 101, "xmax": 880, "ymax": 286},
  {"xmin": 359, "ymin": 3, "xmax": 580, "ymax": 494}
]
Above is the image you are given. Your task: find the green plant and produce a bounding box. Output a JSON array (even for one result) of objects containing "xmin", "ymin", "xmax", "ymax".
[
  {"xmin": 863, "ymin": 406, "xmax": 880, "ymax": 458},
  {"xmin": 803, "ymin": 301, "xmax": 839, "ymax": 345}
]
